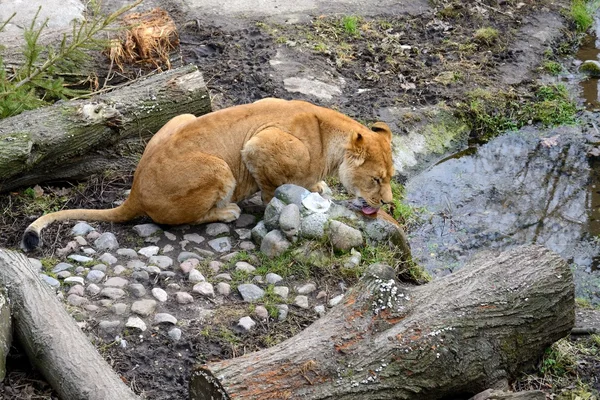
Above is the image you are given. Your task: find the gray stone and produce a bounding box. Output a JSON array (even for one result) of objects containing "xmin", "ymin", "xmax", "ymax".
[
  {"xmin": 216, "ymin": 282, "xmax": 231, "ymax": 296},
  {"xmin": 160, "ymin": 271, "xmax": 176, "ymax": 278},
  {"xmin": 300, "ymin": 212, "xmax": 328, "ymax": 239},
  {"xmin": 279, "ymin": 203, "xmax": 301, "ymax": 239},
  {"xmin": 192, "ymin": 282, "xmax": 215, "ymax": 297},
  {"xmin": 274, "ymin": 184, "xmax": 311, "ymax": 207},
  {"xmin": 235, "ymin": 214, "xmax": 256, "ymax": 228},
  {"xmin": 86, "ymin": 231, "xmax": 101, "ymax": 241},
  {"xmin": 68, "ymin": 285, "xmax": 84, "ymax": 296},
  {"xmin": 99, "ymin": 299, "xmax": 113, "ymax": 308},
  {"xmin": 283, "ymin": 76, "xmax": 342, "ymax": 100},
  {"xmin": 215, "ymin": 273, "xmax": 232, "ymax": 281},
  {"xmin": 294, "ymin": 295, "xmax": 310, "ymax": 309},
  {"xmin": 57, "ymin": 241, "xmax": 79, "ymax": 257},
  {"xmin": 277, "ymin": 304, "xmax": 289, "ymax": 321},
  {"xmin": 73, "ymin": 236, "xmax": 87, "ymax": 246},
  {"xmin": 316, "ymin": 290, "xmax": 327, "ymax": 300},
  {"xmin": 176, "ymin": 292, "xmax": 194, "ymax": 304},
  {"xmin": 329, "ymin": 220, "xmax": 364, "ymax": 251},
  {"xmin": 99, "ymin": 253, "xmax": 118, "ymax": 265},
  {"xmin": 86, "ymin": 284, "xmax": 101, "ymax": 296},
  {"xmin": 273, "ymin": 286, "xmax": 289, "ymax": 299},
  {"xmin": 209, "ymin": 261, "xmax": 223, "ymax": 273},
  {"xmin": 154, "ymin": 313, "xmax": 177, "ymax": 325},
  {"xmin": 164, "ymin": 231, "xmax": 177, "ymax": 241},
  {"xmin": 208, "ymin": 237, "xmax": 232, "ymax": 253},
  {"xmin": 238, "ymin": 316, "xmax": 256, "ymax": 331},
  {"xmin": 179, "ymin": 258, "xmax": 200, "ymax": 274},
  {"xmin": 167, "ymin": 283, "xmax": 181, "ymax": 291},
  {"xmin": 127, "ymin": 259, "xmax": 146, "ymax": 270},
  {"xmin": 314, "ymin": 305, "xmax": 326, "ymax": 316},
  {"xmin": 235, "ymin": 261, "xmax": 256, "ymax": 273},
  {"xmin": 364, "ymin": 218, "xmax": 407, "ymax": 247},
  {"xmin": 129, "ymin": 284, "xmax": 146, "ymax": 298},
  {"xmin": 152, "ymin": 288, "xmax": 168, "ymax": 302},
  {"xmin": 74, "ymin": 266, "xmax": 85, "ymax": 274},
  {"xmin": 183, "ymin": 233, "xmax": 205, "ymax": 244},
  {"xmin": 296, "ymin": 283, "xmax": 317, "ymax": 295},
  {"xmin": 254, "ymin": 305, "xmax": 269, "ymax": 321},
  {"xmin": 251, "ymin": 221, "xmax": 268, "ymax": 246},
  {"xmin": 206, "ymin": 223, "xmax": 229, "ymax": 236},
  {"xmin": 238, "ymin": 284, "xmax": 265, "ymax": 302},
  {"xmin": 28, "ymin": 258, "xmax": 43, "ymax": 272},
  {"xmin": 68, "ymin": 254, "xmax": 93, "ymax": 263},
  {"xmin": 67, "ymin": 294, "xmax": 88, "ymax": 307},
  {"xmin": 131, "ymin": 299, "xmax": 157, "ymax": 316},
  {"xmin": 64, "ymin": 276, "xmax": 85, "ymax": 286},
  {"xmin": 264, "ymin": 197, "xmax": 286, "ymax": 230},
  {"xmin": 71, "ymin": 222, "xmax": 95, "ymax": 236},
  {"xmin": 177, "ymin": 252, "xmax": 204, "ymax": 263},
  {"xmin": 82, "ymin": 248, "xmax": 96, "ymax": 255},
  {"xmin": 235, "ymin": 228, "xmax": 252, "ymax": 240},
  {"xmin": 105, "ymin": 277, "xmax": 129, "ymax": 289},
  {"xmin": 344, "ymin": 248, "xmax": 362, "ymax": 268},
  {"xmin": 194, "ymin": 248, "xmax": 215, "ymax": 257},
  {"xmin": 260, "ymin": 230, "xmax": 291, "ymax": 258},
  {"xmin": 188, "ymin": 269, "xmax": 205, "ymax": 283},
  {"xmin": 220, "ymin": 251, "xmax": 239, "ymax": 261},
  {"xmin": 133, "ymin": 223, "xmax": 161, "ymax": 237},
  {"xmin": 138, "ymin": 246, "xmax": 160, "ymax": 258},
  {"xmin": 112, "ymin": 303, "xmax": 128, "ymax": 315},
  {"xmin": 580, "ymin": 60, "xmax": 600, "ymax": 77},
  {"xmin": 117, "ymin": 248, "xmax": 138, "ymax": 259},
  {"xmin": 162, "ymin": 244, "xmax": 175, "ymax": 253},
  {"xmin": 148, "ymin": 255, "xmax": 173, "ymax": 269},
  {"xmin": 92, "ymin": 264, "xmax": 107, "ymax": 272},
  {"xmin": 145, "ymin": 266, "xmax": 161, "ymax": 275},
  {"xmin": 94, "ymin": 232, "xmax": 119, "ymax": 251},
  {"xmin": 56, "ymin": 271, "xmax": 72, "ymax": 279},
  {"xmin": 301, "ymin": 192, "xmax": 331, "ymax": 213},
  {"xmin": 168, "ymin": 328, "xmax": 182, "ymax": 341},
  {"xmin": 239, "ymin": 241, "xmax": 256, "ymax": 251},
  {"xmin": 253, "ymin": 275, "xmax": 264, "ymax": 284},
  {"xmin": 52, "ymin": 262, "xmax": 74, "ymax": 273},
  {"xmin": 329, "ymin": 294, "xmax": 344, "ymax": 307},
  {"xmin": 132, "ymin": 271, "xmax": 150, "ymax": 281},
  {"xmin": 126, "ymin": 316, "xmax": 147, "ymax": 331},
  {"xmin": 85, "ymin": 305, "xmax": 99, "ymax": 312},
  {"xmin": 86, "ymin": 270, "xmax": 105, "ymax": 284},
  {"xmin": 265, "ymin": 273, "xmax": 283, "ymax": 284},
  {"xmin": 98, "ymin": 320, "xmax": 121, "ymax": 332},
  {"xmin": 100, "ymin": 288, "xmax": 126, "ymax": 300}
]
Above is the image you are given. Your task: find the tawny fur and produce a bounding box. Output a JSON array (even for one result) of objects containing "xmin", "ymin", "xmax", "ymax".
[{"xmin": 22, "ymin": 98, "xmax": 394, "ymax": 250}]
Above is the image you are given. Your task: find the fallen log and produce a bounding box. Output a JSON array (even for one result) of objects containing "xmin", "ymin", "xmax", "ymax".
[
  {"xmin": 190, "ymin": 245, "xmax": 575, "ymax": 400},
  {"xmin": 0, "ymin": 64, "xmax": 211, "ymax": 193},
  {"xmin": 0, "ymin": 290, "xmax": 11, "ymax": 381},
  {"xmin": 0, "ymin": 249, "xmax": 140, "ymax": 400}
]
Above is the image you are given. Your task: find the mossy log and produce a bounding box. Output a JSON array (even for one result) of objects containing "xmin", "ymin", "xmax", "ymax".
[
  {"xmin": 0, "ymin": 64, "xmax": 211, "ymax": 193},
  {"xmin": 190, "ymin": 245, "xmax": 574, "ymax": 400},
  {"xmin": 0, "ymin": 249, "xmax": 140, "ymax": 399}
]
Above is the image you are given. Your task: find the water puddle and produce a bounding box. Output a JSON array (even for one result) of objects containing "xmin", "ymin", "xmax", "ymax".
[{"xmin": 576, "ymin": 30, "xmax": 600, "ymax": 111}]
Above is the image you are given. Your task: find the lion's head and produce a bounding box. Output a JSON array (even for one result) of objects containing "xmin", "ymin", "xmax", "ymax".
[{"xmin": 339, "ymin": 122, "xmax": 394, "ymax": 215}]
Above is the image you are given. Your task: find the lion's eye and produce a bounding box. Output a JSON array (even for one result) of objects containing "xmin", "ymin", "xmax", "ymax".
[{"xmin": 372, "ymin": 177, "xmax": 381, "ymax": 185}]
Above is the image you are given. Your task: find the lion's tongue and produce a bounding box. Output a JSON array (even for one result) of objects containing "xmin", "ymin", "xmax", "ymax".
[{"xmin": 361, "ymin": 205, "xmax": 379, "ymax": 215}]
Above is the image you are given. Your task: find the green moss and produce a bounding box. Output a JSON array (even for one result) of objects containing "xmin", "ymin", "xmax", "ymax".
[
  {"xmin": 568, "ymin": 0, "xmax": 599, "ymax": 33},
  {"xmin": 473, "ymin": 27, "xmax": 499, "ymax": 46},
  {"xmin": 542, "ymin": 60, "xmax": 563, "ymax": 75}
]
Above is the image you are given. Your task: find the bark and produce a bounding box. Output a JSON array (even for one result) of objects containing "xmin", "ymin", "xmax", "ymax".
[
  {"xmin": 0, "ymin": 289, "xmax": 11, "ymax": 381},
  {"xmin": 190, "ymin": 245, "xmax": 575, "ymax": 400},
  {"xmin": 0, "ymin": 249, "xmax": 140, "ymax": 400},
  {"xmin": 0, "ymin": 64, "xmax": 211, "ymax": 193}
]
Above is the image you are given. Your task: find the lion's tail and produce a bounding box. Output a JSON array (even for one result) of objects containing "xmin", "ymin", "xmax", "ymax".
[{"xmin": 21, "ymin": 199, "xmax": 142, "ymax": 252}]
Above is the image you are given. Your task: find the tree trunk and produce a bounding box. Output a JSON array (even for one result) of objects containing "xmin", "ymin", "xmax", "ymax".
[
  {"xmin": 190, "ymin": 245, "xmax": 575, "ymax": 400},
  {"xmin": 0, "ymin": 290, "xmax": 11, "ymax": 381},
  {"xmin": 0, "ymin": 249, "xmax": 140, "ymax": 400},
  {"xmin": 0, "ymin": 64, "xmax": 211, "ymax": 193}
]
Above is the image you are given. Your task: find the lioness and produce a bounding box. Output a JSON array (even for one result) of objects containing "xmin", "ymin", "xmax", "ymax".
[{"xmin": 22, "ymin": 98, "xmax": 394, "ymax": 251}]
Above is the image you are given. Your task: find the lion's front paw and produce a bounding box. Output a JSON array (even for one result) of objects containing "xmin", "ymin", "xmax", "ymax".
[{"xmin": 219, "ymin": 203, "xmax": 242, "ymax": 222}]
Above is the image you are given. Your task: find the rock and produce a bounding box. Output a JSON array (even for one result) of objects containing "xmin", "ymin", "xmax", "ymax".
[
  {"xmin": 238, "ymin": 284, "xmax": 265, "ymax": 302},
  {"xmin": 105, "ymin": 277, "xmax": 129, "ymax": 288},
  {"xmin": 99, "ymin": 253, "xmax": 118, "ymax": 265},
  {"xmin": 72, "ymin": 222, "xmax": 95, "ymax": 236},
  {"xmin": 167, "ymin": 283, "xmax": 181, "ymax": 291},
  {"xmin": 113, "ymin": 265, "xmax": 126, "ymax": 275},
  {"xmin": 146, "ymin": 266, "xmax": 161, "ymax": 275},
  {"xmin": 235, "ymin": 261, "xmax": 256, "ymax": 273},
  {"xmin": 27, "ymin": 258, "xmax": 43, "ymax": 272},
  {"xmin": 100, "ymin": 288, "xmax": 126, "ymax": 300},
  {"xmin": 152, "ymin": 288, "xmax": 168, "ymax": 302},
  {"xmin": 215, "ymin": 273, "xmax": 232, "ymax": 281},
  {"xmin": 580, "ymin": 60, "xmax": 600, "ymax": 77},
  {"xmin": 235, "ymin": 228, "xmax": 252, "ymax": 240},
  {"xmin": 132, "ymin": 271, "xmax": 150, "ymax": 281},
  {"xmin": 126, "ymin": 316, "xmax": 147, "ymax": 332},
  {"xmin": 64, "ymin": 276, "xmax": 85, "ymax": 286},
  {"xmin": 86, "ymin": 231, "xmax": 101, "ymax": 241},
  {"xmin": 220, "ymin": 251, "xmax": 239, "ymax": 262},
  {"xmin": 294, "ymin": 295, "xmax": 309, "ymax": 309},
  {"xmin": 68, "ymin": 285, "xmax": 84, "ymax": 296},
  {"xmin": 209, "ymin": 261, "xmax": 223, "ymax": 273},
  {"xmin": 56, "ymin": 241, "xmax": 78, "ymax": 257},
  {"xmin": 238, "ymin": 316, "xmax": 256, "ymax": 331},
  {"xmin": 254, "ymin": 305, "xmax": 269, "ymax": 321},
  {"xmin": 188, "ymin": 269, "xmax": 205, "ymax": 283},
  {"xmin": 168, "ymin": 327, "xmax": 182, "ymax": 341},
  {"xmin": 195, "ymin": 248, "xmax": 215, "ymax": 257},
  {"xmin": 275, "ymin": 184, "xmax": 311, "ymax": 207},
  {"xmin": 52, "ymin": 262, "xmax": 73, "ymax": 273},
  {"xmin": 216, "ymin": 282, "xmax": 231, "ymax": 296},
  {"xmin": 67, "ymin": 294, "xmax": 88, "ymax": 307},
  {"xmin": 300, "ymin": 213, "xmax": 328, "ymax": 239},
  {"xmin": 163, "ymin": 244, "xmax": 175, "ymax": 253},
  {"xmin": 314, "ymin": 305, "xmax": 326, "ymax": 316},
  {"xmin": 94, "ymin": 232, "xmax": 119, "ymax": 251},
  {"xmin": 277, "ymin": 304, "xmax": 289, "ymax": 321},
  {"xmin": 112, "ymin": 303, "xmax": 128, "ymax": 315},
  {"xmin": 73, "ymin": 236, "xmax": 88, "ymax": 246},
  {"xmin": 316, "ymin": 290, "xmax": 327, "ymax": 300},
  {"xmin": 301, "ymin": 192, "xmax": 331, "ymax": 213},
  {"xmin": 470, "ymin": 389, "xmax": 546, "ymax": 400},
  {"xmin": 265, "ymin": 272, "xmax": 283, "ymax": 284},
  {"xmin": 328, "ymin": 220, "xmax": 364, "ymax": 251},
  {"xmin": 92, "ymin": 264, "xmax": 107, "ymax": 272},
  {"xmin": 56, "ymin": 271, "xmax": 72, "ymax": 279},
  {"xmin": 131, "ymin": 299, "xmax": 157, "ymax": 316},
  {"xmin": 116, "ymin": 248, "xmax": 138, "ymax": 259},
  {"xmin": 133, "ymin": 223, "xmax": 161, "ymax": 237},
  {"xmin": 279, "ymin": 203, "xmax": 301, "ymax": 239},
  {"xmin": 239, "ymin": 241, "xmax": 256, "ymax": 251},
  {"xmin": 138, "ymin": 246, "xmax": 160, "ymax": 258},
  {"xmin": 264, "ymin": 197, "xmax": 286, "ymax": 230},
  {"xmin": 154, "ymin": 313, "xmax": 177, "ymax": 325},
  {"xmin": 208, "ymin": 237, "xmax": 232, "ymax": 253},
  {"xmin": 235, "ymin": 214, "xmax": 256, "ymax": 228},
  {"xmin": 364, "ymin": 216, "xmax": 408, "ymax": 249},
  {"xmin": 206, "ymin": 223, "xmax": 229, "ymax": 236},
  {"xmin": 296, "ymin": 283, "xmax": 317, "ymax": 295},
  {"xmin": 127, "ymin": 259, "xmax": 146, "ymax": 270},
  {"xmin": 183, "ymin": 233, "xmax": 205, "ymax": 244},
  {"xmin": 129, "ymin": 283, "xmax": 146, "ymax": 298},
  {"xmin": 81, "ymin": 248, "xmax": 96, "ymax": 255},
  {"xmin": 178, "ymin": 252, "xmax": 203, "ymax": 263},
  {"xmin": 251, "ymin": 221, "xmax": 268, "ymax": 245},
  {"xmin": 329, "ymin": 294, "xmax": 344, "ymax": 307},
  {"xmin": 253, "ymin": 275, "xmax": 264, "ymax": 284},
  {"xmin": 164, "ymin": 231, "xmax": 177, "ymax": 241},
  {"xmin": 260, "ymin": 230, "xmax": 291, "ymax": 258},
  {"xmin": 148, "ymin": 255, "xmax": 174, "ymax": 269},
  {"xmin": 86, "ymin": 284, "xmax": 101, "ymax": 296},
  {"xmin": 344, "ymin": 248, "xmax": 362, "ymax": 268},
  {"xmin": 68, "ymin": 254, "xmax": 93, "ymax": 263},
  {"xmin": 179, "ymin": 258, "xmax": 200, "ymax": 274},
  {"xmin": 176, "ymin": 292, "xmax": 194, "ymax": 304},
  {"xmin": 86, "ymin": 270, "xmax": 105, "ymax": 284},
  {"xmin": 192, "ymin": 282, "xmax": 215, "ymax": 297},
  {"xmin": 273, "ymin": 286, "xmax": 289, "ymax": 299},
  {"xmin": 98, "ymin": 320, "xmax": 121, "ymax": 332}
]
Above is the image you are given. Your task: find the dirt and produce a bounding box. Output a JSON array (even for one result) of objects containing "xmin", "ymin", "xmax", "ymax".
[{"xmin": 0, "ymin": 0, "xmax": 598, "ymax": 399}]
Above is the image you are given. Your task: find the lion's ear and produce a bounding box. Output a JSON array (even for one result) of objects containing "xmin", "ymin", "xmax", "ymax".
[
  {"xmin": 346, "ymin": 131, "xmax": 366, "ymax": 166},
  {"xmin": 371, "ymin": 122, "xmax": 392, "ymax": 141}
]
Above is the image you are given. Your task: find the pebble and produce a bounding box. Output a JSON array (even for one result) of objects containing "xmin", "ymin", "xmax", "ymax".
[
  {"xmin": 239, "ymin": 241, "xmax": 256, "ymax": 250},
  {"xmin": 113, "ymin": 265, "xmax": 126, "ymax": 275},
  {"xmin": 56, "ymin": 271, "xmax": 72, "ymax": 279},
  {"xmin": 164, "ymin": 231, "xmax": 177, "ymax": 241},
  {"xmin": 179, "ymin": 258, "xmax": 200, "ymax": 274},
  {"xmin": 68, "ymin": 285, "xmax": 84, "ymax": 296},
  {"xmin": 277, "ymin": 304, "xmax": 289, "ymax": 321},
  {"xmin": 86, "ymin": 284, "xmax": 101, "ymax": 296},
  {"xmin": 138, "ymin": 246, "xmax": 159, "ymax": 258},
  {"xmin": 152, "ymin": 288, "xmax": 168, "ymax": 302},
  {"xmin": 188, "ymin": 269, "xmax": 205, "ymax": 283},
  {"xmin": 314, "ymin": 305, "xmax": 326, "ymax": 316},
  {"xmin": 127, "ymin": 260, "xmax": 146, "ymax": 270},
  {"xmin": 64, "ymin": 276, "xmax": 85, "ymax": 286},
  {"xmin": 71, "ymin": 222, "xmax": 95, "ymax": 236},
  {"xmin": 73, "ymin": 236, "xmax": 87, "ymax": 246},
  {"xmin": 238, "ymin": 316, "xmax": 256, "ymax": 331},
  {"xmin": 99, "ymin": 253, "xmax": 118, "ymax": 265},
  {"xmin": 131, "ymin": 299, "xmax": 157, "ymax": 316},
  {"xmin": 238, "ymin": 284, "xmax": 265, "ymax": 302},
  {"xmin": 296, "ymin": 283, "xmax": 317, "ymax": 295},
  {"xmin": 235, "ymin": 229, "xmax": 252, "ymax": 240},
  {"xmin": 86, "ymin": 231, "xmax": 101, "ymax": 241},
  {"xmin": 28, "ymin": 258, "xmax": 43, "ymax": 272},
  {"xmin": 167, "ymin": 283, "xmax": 181, "ymax": 291},
  {"xmin": 183, "ymin": 233, "xmax": 205, "ymax": 244},
  {"xmin": 216, "ymin": 282, "xmax": 231, "ymax": 296},
  {"xmin": 220, "ymin": 252, "xmax": 239, "ymax": 262},
  {"xmin": 94, "ymin": 232, "xmax": 119, "ymax": 251},
  {"xmin": 329, "ymin": 294, "xmax": 344, "ymax": 307},
  {"xmin": 53, "ymin": 262, "xmax": 73, "ymax": 273},
  {"xmin": 100, "ymin": 288, "xmax": 126, "ymax": 300},
  {"xmin": 99, "ymin": 320, "xmax": 121, "ymax": 331},
  {"xmin": 273, "ymin": 286, "xmax": 289, "ymax": 299},
  {"xmin": 154, "ymin": 313, "xmax": 177, "ymax": 325},
  {"xmin": 260, "ymin": 230, "xmax": 291, "ymax": 258},
  {"xmin": 126, "ymin": 316, "xmax": 147, "ymax": 331},
  {"xmin": 92, "ymin": 264, "xmax": 107, "ymax": 272},
  {"xmin": 148, "ymin": 255, "xmax": 174, "ymax": 269},
  {"xmin": 146, "ymin": 266, "xmax": 161, "ymax": 275},
  {"xmin": 294, "ymin": 295, "xmax": 309, "ymax": 309},
  {"xmin": 265, "ymin": 273, "xmax": 283, "ymax": 284},
  {"xmin": 86, "ymin": 270, "xmax": 105, "ymax": 284},
  {"xmin": 254, "ymin": 305, "xmax": 269, "ymax": 321},
  {"xmin": 235, "ymin": 261, "xmax": 256, "ymax": 273},
  {"xmin": 132, "ymin": 271, "xmax": 150, "ymax": 281},
  {"xmin": 133, "ymin": 223, "xmax": 161, "ymax": 237},
  {"xmin": 82, "ymin": 248, "xmax": 96, "ymax": 255},
  {"xmin": 176, "ymin": 292, "xmax": 194, "ymax": 304},
  {"xmin": 129, "ymin": 284, "xmax": 146, "ymax": 298},
  {"xmin": 68, "ymin": 254, "xmax": 94, "ymax": 263},
  {"xmin": 67, "ymin": 294, "xmax": 89, "ymax": 307},
  {"xmin": 206, "ymin": 223, "xmax": 229, "ymax": 236},
  {"xmin": 316, "ymin": 291, "xmax": 327, "ymax": 300},
  {"xmin": 178, "ymin": 252, "xmax": 203, "ymax": 263},
  {"xmin": 168, "ymin": 328, "xmax": 182, "ymax": 341},
  {"xmin": 117, "ymin": 248, "xmax": 138, "ymax": 259},
  {"xmin": 113, "ymin": 303, "xmax": 128, "ymax": 315},
  {"xmin": 208, "ymin": 237, "xmax": 232, "ymax": 253},
  {"xmin": 162, "ymin": 244, "xmax": 174, "ymax": 253},
  {"xmin": 192, "ymin": 282, "xmax": 215, "ymax": 297},
  {"xmin": 235, "ymin": 214, "xmax": 256, "ymax": 228},
  {"xmin": 104, "ymin": 277, "xmax": 128, "ymax": 288},
  {"xmin": 208, "ymin": 261, "xmax": 223, "ymax": 273}
]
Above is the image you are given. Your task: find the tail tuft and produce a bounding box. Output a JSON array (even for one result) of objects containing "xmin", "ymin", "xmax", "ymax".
[{"xmin": 21, "ymin": 230, "xmax": 40, "ymax": 252}]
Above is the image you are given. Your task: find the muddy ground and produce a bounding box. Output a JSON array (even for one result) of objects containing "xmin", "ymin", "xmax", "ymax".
[{"xmin": 1, "ymin": 0, "xmax": 599, "ymax": 399}]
